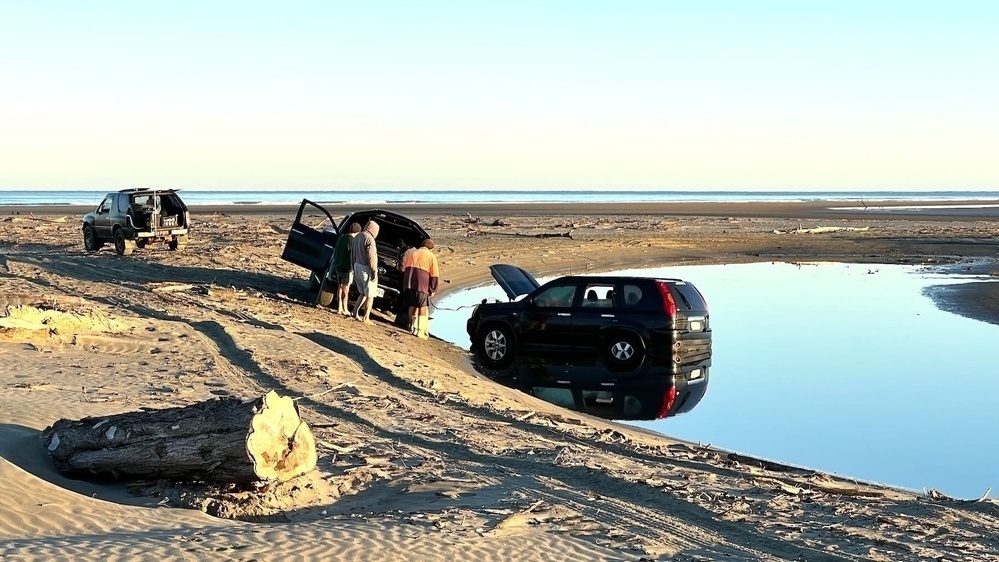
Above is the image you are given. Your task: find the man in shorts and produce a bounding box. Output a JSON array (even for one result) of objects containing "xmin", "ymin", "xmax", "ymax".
[
  {"xmin": 351, "ymin": 220, "xmax": 380, "ymax": 323},
  {"xmin": 402, "ymin": 238, "xmax": 440, "ymax": 339},
  {"xmin": 333, "ymin": 222, "xmax": 361, "ymax": 316}
]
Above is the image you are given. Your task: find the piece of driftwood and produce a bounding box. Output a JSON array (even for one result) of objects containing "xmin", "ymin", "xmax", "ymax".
[
  {"xmin": 40, "ymin": 391, "xmax": 317, "ymax": 484},
  {"xmin": 536, "ymin": 231, "xmax": 573, "ymax": 239}
]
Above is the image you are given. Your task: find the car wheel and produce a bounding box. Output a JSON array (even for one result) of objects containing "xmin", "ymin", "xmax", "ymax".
[
  {"xmin": 605, "ymin": 332, "xmax": 644, "ymax": 371},
  {"xmin": 82, "ymin": 226, "xmax": 101, "ymax": 252},
  {"xmin": 168, "ymin": 235, "xmax": 187, "ymax": 251},
  {"xmin": 478, "ymin": 324, "xmax": 515, "ymax": 369},
  {"xmin": 135, "ymin": 239, "xmax": 147, "ymax": 249},
  {"xmin": 308, "ymin": 271, "xmax": 321, "ymax": 292},
  {"xmin": 114, "ymin": 229, "xmax": 135, "ymax": 256},
  {"xmin": 316, "ymin": 277, "xmax": 336, "ymax": 307}
]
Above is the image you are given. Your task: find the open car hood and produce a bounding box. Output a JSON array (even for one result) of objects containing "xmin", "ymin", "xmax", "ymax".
[{"xmin": 489, "ymin": 264, "xmax": 540, "ymax": 300}]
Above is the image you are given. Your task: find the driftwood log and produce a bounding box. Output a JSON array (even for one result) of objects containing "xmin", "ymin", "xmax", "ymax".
[{"xmin": 40, "ymin": 391, "xmax": 317, "ymax": 484}]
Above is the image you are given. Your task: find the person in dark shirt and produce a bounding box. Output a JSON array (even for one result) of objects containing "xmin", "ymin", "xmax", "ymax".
[{"xmin": 333, "ymin": 222, "xmax": 361, "ymax": 316}]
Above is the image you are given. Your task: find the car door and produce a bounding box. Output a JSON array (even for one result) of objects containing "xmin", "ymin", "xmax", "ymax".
[
  {"xmin": 93, "ymin": 195, "xmax": 114, "ymax": 239},
  {"xmin": 281, "ymin": 199, "xmax": 339, "ymax": 273},
  {"xmin": 567, "ymin": 282, "xmax": 618, "ymax": 371},
  {"xmin": 517, "ymin": 281, "xmax": 578, "ymax": 378}
]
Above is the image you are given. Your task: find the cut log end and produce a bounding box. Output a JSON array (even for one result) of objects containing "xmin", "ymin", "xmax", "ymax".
[{"xmin": 246, "ymin": 391, "xmax": 318, "ymax": 482}]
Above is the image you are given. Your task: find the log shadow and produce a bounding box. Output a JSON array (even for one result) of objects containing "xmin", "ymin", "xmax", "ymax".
[{"xmin": 0, "ymin": 423, "xmax": 162, "ymax": 508}]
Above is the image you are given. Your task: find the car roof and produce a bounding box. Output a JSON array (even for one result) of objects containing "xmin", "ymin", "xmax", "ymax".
[
  {"xmin": 489, "ymin": 263, "xmax": 698, "ymax": 300},
  {"xmin": 552, "ymin": 275, "xmax": 688, "ymax": 283},
  {"xmin": 116, "ymin": 188, "xmax": 180, "ymax": 194}
]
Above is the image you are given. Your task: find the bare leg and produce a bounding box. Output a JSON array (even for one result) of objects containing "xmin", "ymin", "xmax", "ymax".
[
  {"xmin": 360, "ymin": 295, "xmax": 372, "ymax": 323},
  {"xmin": 408, "ymin": 306, "xmax": 417, "ymax": 333},
  {"xmin": 337, "ymin": 284, "xmax": 349, "ymax": 315}
]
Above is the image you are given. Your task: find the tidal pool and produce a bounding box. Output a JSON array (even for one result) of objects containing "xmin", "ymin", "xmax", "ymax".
[{"xmin": 432, "ymin": 261, "xmax": 998, "ymax": 499}]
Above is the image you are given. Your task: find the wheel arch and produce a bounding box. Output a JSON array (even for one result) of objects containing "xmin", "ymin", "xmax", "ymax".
[{"xmin": 601, "ymin": 326, "xmax": 648, "ymax": 350}]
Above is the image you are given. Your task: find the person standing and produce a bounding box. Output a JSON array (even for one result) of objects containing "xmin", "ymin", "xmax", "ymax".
[
  {"xmin": 395, "ymin": 238, "xmax": 416, "ymax": 328},
  {"xmin": 351, "ymin": 220, "xmax": 380, "ymax": 323},
  {"xmin": 402, "ymin": 238, "xmax": 440, "ymax": 339},
  {"xmin": 333, "ymin": 222, "xmax": 361, "ymax": 316}
]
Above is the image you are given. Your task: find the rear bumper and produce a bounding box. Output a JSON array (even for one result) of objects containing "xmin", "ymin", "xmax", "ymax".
[
  {"xmin": 137, "ymin": 228, "xmax": 188, "ymax": 238},
  {"xmin": 668, "ymin": 364, "xmax": 710, "ymax": 416}
]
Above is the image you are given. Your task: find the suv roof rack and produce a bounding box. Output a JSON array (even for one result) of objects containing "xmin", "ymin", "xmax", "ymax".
[{"xmin": 118, "ymin": 188, "xmax": 179, "ymax": 194}]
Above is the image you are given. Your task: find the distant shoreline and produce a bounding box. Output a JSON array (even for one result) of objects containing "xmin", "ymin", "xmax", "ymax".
[{"xmin": 5, "ymin": 199, "xmax": 999, "ymax": 221}]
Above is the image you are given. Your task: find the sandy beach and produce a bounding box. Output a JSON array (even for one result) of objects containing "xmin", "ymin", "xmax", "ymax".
[{"xmin": 2, "ymin": 201, "xmax": 998, "ymax": 561}]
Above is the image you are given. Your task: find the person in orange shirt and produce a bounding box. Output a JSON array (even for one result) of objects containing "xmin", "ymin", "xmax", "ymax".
[{"xmin": 402, "ymin": 239, "xmax": 440, "ymax": 339}]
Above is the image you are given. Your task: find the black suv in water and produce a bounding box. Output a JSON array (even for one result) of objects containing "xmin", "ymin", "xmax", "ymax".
[
  {"xmin": 281, "ymin": 199, "xmax": 430, "ymax": 318},
  {"xmin": 82, "ymin": 188, "xmax": 191, "ymax": 255},
  {"xmin": 467, "ymin": 265, "xmax": 711, "ymax": 416}
]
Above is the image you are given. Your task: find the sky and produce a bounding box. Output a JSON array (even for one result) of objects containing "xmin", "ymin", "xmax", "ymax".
[{"xmin": 1, "ymin": 1, "xmax": 997, "ymax": 192}]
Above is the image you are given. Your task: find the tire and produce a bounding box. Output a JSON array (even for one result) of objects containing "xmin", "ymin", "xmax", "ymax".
[
  {"xmin": 168, "ymin": 235, "xmax": 187, "ymax": 251},
  {"xmin": 316, "ymin": 278, "xmax": 336, "ymax": 307},
  {"xmin": 308, "ymin": 271, "xmax": 321, "ymax": 292},
  {"xmin": 605, "ymin": 332, "xmax": 644, "ymax": 371},
  {"xmin": 114, "ymin": 229, "xmax": 135, "ymax": 256},
  {"xmin": 82, "ymin": 226, "xmax": 101, "ymax": 252},
  {"xmin": 477, "ymin": 324, "xmax": 515, "ymax": 370},
  {"xmin": 135, "ymin": 239, "xmax": 147, "ymax": 249}
]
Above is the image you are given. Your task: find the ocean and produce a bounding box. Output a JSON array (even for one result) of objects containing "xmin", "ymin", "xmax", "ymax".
[{"xmin": 1, "ymin": 189, "xmax": 998, "ymax": 207}]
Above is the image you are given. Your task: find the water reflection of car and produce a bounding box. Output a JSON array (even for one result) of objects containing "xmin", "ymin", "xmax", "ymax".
[
  {"xmin": 486, "ymin": 355, "xmax": 708, "ymax": 420},
  {"xmin": 466, "ymin": 264, "xmax": 712, "ymax": 418},
  {"xmin": 280, "ymin": 199, "xmax": 430, "ymax": 320}
]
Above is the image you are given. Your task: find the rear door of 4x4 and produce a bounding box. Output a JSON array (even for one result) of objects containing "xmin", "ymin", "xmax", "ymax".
[{"xmin": 281, "ymin": 199, "xmax": 338, "ymax": 273}]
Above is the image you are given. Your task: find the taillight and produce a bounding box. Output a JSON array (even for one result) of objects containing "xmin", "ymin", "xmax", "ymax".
[
  {"xmin": 657, "ymin": 386, "xmax": 678, "ymax": 419},
  {"xmin": 656, "ymin": 281, "xmax": 677, "ymax": 317}
]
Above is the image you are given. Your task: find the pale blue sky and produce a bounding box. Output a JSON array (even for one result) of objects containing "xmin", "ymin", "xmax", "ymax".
[{"xmin": 1, "ymin": 1, "xmax": 997, "ymax": 191}]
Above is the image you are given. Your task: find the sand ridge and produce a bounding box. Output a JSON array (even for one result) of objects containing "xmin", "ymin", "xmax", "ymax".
[{"xmin": 1, "ymin": 204, "xmax": 998, "ymax": 561}]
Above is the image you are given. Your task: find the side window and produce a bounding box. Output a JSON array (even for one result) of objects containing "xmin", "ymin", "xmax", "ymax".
[
  {"xmin": 533, "ymin": 284, "xmax": 576, "ymax": 308},
  {"xmin": 621, "ymin": 284, "xmax": 644, "ymax": 308},
  {"xmin": 115, "ymin": 194, "xmax": 129, "ymax": 214},
  {"xmin": 579, "ymin": 283, "xmax": 615, "ymax": 308},
  {"xmin": 98, "ymin": 197, "xmax": 112, "ymax": 214}
]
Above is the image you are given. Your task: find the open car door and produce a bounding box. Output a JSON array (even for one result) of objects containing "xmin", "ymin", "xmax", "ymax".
[{"xmin": 281, "ymin": 199, "xmax": 338, "ymax": 273}]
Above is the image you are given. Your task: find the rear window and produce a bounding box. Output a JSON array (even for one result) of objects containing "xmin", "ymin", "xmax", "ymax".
[
  {"xmin": 620, "ymin": 284, "xmax": 645, "ymax": 308},
  {"xmin": 669, "ymin": 282, "xmax": 708, "ymax": 310}
]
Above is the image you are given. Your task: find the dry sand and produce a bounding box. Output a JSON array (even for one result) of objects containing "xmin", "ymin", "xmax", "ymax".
[{"xmin": 1, "ymin": 201, "xmax": 998, "ymax": 561}]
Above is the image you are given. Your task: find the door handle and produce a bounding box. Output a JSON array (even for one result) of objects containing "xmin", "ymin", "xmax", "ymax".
[
  {"xmin": 600, "ymin": 314, "xmax": 615, "ymax": 318},
  {"xmin": 557, "ymin": 313, "xmax": 571, "ymax": 317}
]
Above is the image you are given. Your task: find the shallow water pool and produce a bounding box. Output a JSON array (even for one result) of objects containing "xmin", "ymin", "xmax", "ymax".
[{"xmin": 433, "ymin": 261, "xmax": 998, "ymax": 499}]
